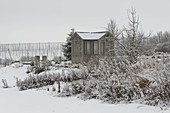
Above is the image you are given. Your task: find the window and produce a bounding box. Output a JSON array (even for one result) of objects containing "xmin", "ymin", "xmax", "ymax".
[
  {"xmin": 86, "ymin": 41, "xmax": 90, "ymax": 54},
  {"xmin": 94, "ymin": 41, "xmax": 98, "ymax": 54},
  {"xmin": 84, "ymin": 41, "xmax": 99, "ymax": 55},
  {"xmin": 101, "ymin": 42, "xmax": 105, "ymax": 55}
]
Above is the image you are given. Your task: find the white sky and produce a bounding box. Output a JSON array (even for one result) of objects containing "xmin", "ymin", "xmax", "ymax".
[{"xmin": 0, "ymin": 0, "xmax": 170, "ymax": 43}]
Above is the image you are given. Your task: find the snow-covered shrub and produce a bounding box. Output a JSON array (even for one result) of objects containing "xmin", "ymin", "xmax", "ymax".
[
  {"xmin": 155, "ymin": 42, "xmax": 170, "ymax": 53},
  {"xmin": 71, "ymin": 80, "xmax": 85, "ymax": 95},
  {"xmin": 61, "ymin": 56, "xmax": 170, "ymax": 107},
  {"xmin": 61, "ymin": 80, "xmax": 85, "ymax": 97},
  {"xmin": 60, "ymin": 66, "xmax": 88, "ymax": 82},
  {"xmin": 144, "ymin": 65, "xmax": 170, "ymax": 107},
  {"xmin": 61, "ymin": 84, "xmax": 72, "ymax": 96},
  {"xmin": 16, "ymin": 73, "xmax": 59, "ymax": 91},
  {"xmin": 34, "ymin": 67, "xmax": 46, "ymax": 74},
  {"xmin": 11, "ymin": 63, "xmax": 23, "ymax": 68},
  {"xmin": 16, "ymin": 66, "xmax": 88, "ymax": 91},
  {"xmin": 62, "ymin": 57, "xmax": 133, "ymax": 98}
]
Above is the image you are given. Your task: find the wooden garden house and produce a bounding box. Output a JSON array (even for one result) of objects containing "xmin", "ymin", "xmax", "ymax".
[{"xmin": 70, "ymin": 31, "xmax": 113, "ymax": 64}]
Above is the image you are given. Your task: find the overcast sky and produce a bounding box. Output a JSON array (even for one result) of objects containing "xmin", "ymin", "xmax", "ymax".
[{"xmin": 0, "ymin": 0, "xmax": 170, "ymax": 43}]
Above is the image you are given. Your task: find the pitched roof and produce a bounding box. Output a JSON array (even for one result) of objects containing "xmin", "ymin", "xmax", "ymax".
[{"xmin": 76, "ymin": 31, "xmax": 107, "ymax": 40}]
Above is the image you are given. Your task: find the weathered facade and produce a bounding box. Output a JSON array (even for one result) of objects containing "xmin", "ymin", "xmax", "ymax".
[{"xmin": 70, "ymin": 31, "xmax": 113, "ymax": 64}]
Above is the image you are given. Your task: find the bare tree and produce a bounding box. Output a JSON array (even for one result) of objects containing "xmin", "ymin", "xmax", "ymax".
[
  {"xmin": 107, "ymin": 20, "xmax": 122, "ymax": 56},
  {"xmin": 121, "ymin": 7, "xmax": 150, "ymax": 63}
]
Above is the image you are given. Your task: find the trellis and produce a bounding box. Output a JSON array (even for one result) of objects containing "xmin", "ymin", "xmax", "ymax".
[{"xmin": 0, "ymin": 42, "xmax": 64, "ymax": 61}]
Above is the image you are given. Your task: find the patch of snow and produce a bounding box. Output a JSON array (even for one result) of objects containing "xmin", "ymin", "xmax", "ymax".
[
  {"xmin": 0, "ymin": 87, "xmax": 169, "ymax": 113},
  {"xmin": 0, "ymin": 63, "xmax": 29, "ymax": 87}
]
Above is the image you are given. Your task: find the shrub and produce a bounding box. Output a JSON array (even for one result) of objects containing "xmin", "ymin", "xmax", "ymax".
[{"xmin": 61, "ymin": 56, "xmax": 170, "ymax": 107}]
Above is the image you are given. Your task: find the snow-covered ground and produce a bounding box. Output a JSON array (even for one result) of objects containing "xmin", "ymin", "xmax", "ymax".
[
  {"xmin": 0, "ymin": 63, "xmax": 28, "ymax": 87},
  {"xmin": 0, "ymin": 63, "xmax": 169, "ymax": 113}
]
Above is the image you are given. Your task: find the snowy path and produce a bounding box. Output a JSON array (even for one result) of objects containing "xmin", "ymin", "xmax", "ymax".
[{"xmin": 0, "ymin": 87, "xmax": 169, "ymax": 113}]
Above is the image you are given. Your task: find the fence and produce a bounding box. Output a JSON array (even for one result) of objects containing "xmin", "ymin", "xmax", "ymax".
[{"xmin": 0, "ymin": 42, "xmax": 64, "ymax": 61}]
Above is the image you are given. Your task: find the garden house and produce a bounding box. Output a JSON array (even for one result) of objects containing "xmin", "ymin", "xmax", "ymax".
[{"xmin": 70, "ymin": 31, "xmax": 113, "ymax": 64}]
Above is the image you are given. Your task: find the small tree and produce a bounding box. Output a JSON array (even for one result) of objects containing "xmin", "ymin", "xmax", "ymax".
[
  {"xmin": 63, "ymin": 38, "xmax": 71, "ymax": 60},
  {"xmin": 121, "ymin": 7, "xmax": 150, "ymax": 64},
  {"xmin": 63, "ymin": 29, "xmax": 74, "ymax": 60}
]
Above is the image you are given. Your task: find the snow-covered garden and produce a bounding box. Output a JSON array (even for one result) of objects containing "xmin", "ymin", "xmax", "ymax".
[
  {"xmin": 1, "ymin": 7, "xmax": 170, "ymax": 113},
  {"xmin": 0, "ymin": 55, "xmax": 170, "ymax": 113}
]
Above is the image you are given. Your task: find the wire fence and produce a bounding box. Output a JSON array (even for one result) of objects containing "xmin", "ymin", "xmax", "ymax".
[{"xmin": 0, "ymin": 42, "xmax": 64, "ymax": 61}]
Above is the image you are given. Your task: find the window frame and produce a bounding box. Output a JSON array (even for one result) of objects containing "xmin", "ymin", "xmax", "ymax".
[{"xmin": 84, "ymin": 40, "xmax": 99, "ymax": 55}]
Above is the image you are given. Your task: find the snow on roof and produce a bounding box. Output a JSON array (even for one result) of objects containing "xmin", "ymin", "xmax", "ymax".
[{"xmin": 77, "ymin": 32, "xmax": 107, "ymax": 40}]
